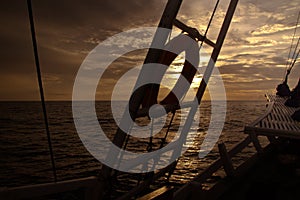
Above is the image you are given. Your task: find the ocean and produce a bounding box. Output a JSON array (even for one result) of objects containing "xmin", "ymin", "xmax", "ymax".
[{"xmin": 0, "ymin": 100, "xmax": 268, "ymax": 196}]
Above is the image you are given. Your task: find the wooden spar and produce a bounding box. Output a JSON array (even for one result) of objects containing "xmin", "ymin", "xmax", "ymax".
[
  {"xmin": 117, "ymin": 0, "xmax": 240, "ymax": 190},
  {"xmin": 100, "ymin": 0, "xmax": 239, "ymax": 198},
  {"xmin": 100, "ymin": 0, "xmax": 183, "ymax": 186},
  {"xmin": 173, "ymin": 19, "xmax": 216, "ymax": 47},
  {"xmin": 110, "ymin": 0, "xmax": 182, "ymax": 150},
  {"xmin": 169, "ymin": 0, "xmax": 239, "ymax": 164}
]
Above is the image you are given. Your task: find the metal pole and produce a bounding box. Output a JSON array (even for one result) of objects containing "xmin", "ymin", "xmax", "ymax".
[{"xmin": 27, "ymin": 0, "xmax": 57, "ymax": 182}]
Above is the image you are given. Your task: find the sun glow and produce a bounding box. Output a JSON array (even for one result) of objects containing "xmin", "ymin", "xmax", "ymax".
[{"xmin": 157, "ymin": 50, "xmax": 208, "ymax": 101}]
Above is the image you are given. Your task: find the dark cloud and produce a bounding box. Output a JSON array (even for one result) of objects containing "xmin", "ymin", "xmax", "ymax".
[
  {"xmin": 0, "ymin": 0, "xmax": 166, "ymax": 100},
  {"xmin": 0, "ymin": 0, "xmax": 299, "ymax": 100}
]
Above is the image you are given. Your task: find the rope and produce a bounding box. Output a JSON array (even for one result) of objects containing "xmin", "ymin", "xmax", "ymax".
[
  {"xmin": 158, "ymin": 0, "xmax": 221, "ymax": 153},
  {"xmin": 289, "ymin": 37, "xmax": 300, "ymax": 70},
  {"xmin": 200, "ymin": 0, "xmax": 220, "ymax": 47},
  {"xmin": 283, "ymin": 11, "xmax": 300, "ymax": 81},
  {"xmin": 160, "ymin": 110, "xmax": 176, "ymax": 148},
  {"xmin": 142, "ymin": 0, "xmax": 220, "ymax": 107},
  {"xmin": 289, "ymin": 44, "xmax": 300, "ymax": 70},
  {"xmin": 147, "ymin": 118, "xmax": 154, "ymax": 152},
  {"xmin": 286, "ymin": 11, "xmax": 300, "ymax": 70},
  {"xmin": 27, "ymin": 0, "xmax": 57, "ymax": 182}
]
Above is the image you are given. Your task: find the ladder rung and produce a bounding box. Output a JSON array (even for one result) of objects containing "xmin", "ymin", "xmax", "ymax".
[{"xmin": 173, "ymin": 19, "xmax": 216, "ymax": 48}]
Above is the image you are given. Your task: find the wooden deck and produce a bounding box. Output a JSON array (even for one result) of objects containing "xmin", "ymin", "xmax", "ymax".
[
  {"xmin": 245, "ymin": 94, "xmax": 300, "ymax": 139},
  {"xmin": 0, "ymin": 176, "xmax": 100, "ymax": 200}
]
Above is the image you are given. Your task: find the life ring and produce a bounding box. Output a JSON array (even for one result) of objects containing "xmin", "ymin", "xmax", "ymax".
[{"xmin": 141, "ymin": 33, "xmax": 200, "ymax": 108}]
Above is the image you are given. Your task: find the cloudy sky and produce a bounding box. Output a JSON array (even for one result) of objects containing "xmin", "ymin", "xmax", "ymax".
[{"xmin": 1, "ymin": 0, "xmax": 299, "ymax": 101}]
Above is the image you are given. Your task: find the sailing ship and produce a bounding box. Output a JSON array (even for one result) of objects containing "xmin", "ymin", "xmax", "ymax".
[{"xmin": 2, "ymin": 0, "xmax": 300, "ymax": 199}]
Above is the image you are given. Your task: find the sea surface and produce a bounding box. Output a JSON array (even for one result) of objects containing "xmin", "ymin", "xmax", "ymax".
[{"xmin": 0, "ymin": 100, "xmax": 269, "ymax": 195}]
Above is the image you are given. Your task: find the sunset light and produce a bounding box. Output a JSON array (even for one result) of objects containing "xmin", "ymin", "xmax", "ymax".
[{"xmin": 1, "ymin": 1, "xmax": 300, "ymax": 199}]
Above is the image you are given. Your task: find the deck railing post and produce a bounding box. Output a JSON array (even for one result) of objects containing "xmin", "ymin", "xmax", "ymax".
[
  {"xmin": 218, "ymin": 143, "xmax": 235, "ymax": 177},
  {"xmin": 249, "ymin": 133, "xmax": 263, "ymax": 153}
]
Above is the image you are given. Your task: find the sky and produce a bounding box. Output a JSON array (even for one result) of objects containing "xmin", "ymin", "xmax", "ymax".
[{"xmin": 0, "ymin": 0, "xmax": 299, "ymax": 101}]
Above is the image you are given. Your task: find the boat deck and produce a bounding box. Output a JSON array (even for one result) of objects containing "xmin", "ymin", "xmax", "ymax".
[
  {"xmin": 219, "ymin": 139, "xmax": 300, "ymax": 200},
  {"xmin": 216, "ymin": 94, "xmax": 300, "ymax": 200},
  {"xmin": 244, "ymin": 94, "xmax": 300, "ymax": 139}
]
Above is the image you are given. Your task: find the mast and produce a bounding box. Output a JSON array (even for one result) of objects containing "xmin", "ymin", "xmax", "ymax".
[
  {"xmin": 99, "ymin": 0, "xmax": 184, "ymax": 197},
  {"xmin": 99, "ymin": 0, "xmax": 239, "ymax": 198}
]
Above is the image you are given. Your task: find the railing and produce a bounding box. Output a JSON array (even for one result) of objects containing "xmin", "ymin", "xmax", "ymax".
[
  {"xmin": 173, "ymin": 135, "xmax": 273, "ymax": 200},
  {"xmin": 0, "ymin": 176, "xmax": 100, "ymax": 200}
]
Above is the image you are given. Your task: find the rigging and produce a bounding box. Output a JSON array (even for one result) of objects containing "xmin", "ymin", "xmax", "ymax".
[
  {"xmin": 277, "ymin": 11, "xmax": 300, "ymax": 97},
  {"xmin": 27, "ymin": 0, "xmax": 57, "ymax": 182}
]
